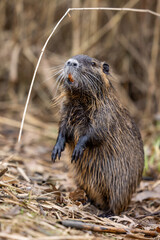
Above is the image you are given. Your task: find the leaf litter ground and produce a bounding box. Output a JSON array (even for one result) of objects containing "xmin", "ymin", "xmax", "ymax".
[{"xmin": 0, "ymin": 111, "xmax": 160, "ymax": 240}]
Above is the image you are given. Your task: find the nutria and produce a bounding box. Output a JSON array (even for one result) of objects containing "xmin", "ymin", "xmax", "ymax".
[{"xmin": 51, "ymin": 54, "xmax": 144, "ymax": 215}]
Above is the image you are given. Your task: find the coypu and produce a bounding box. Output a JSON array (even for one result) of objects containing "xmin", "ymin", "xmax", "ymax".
[{"xmin": 51, "ymin": 54, "xmax": 144, "ymax": 215}]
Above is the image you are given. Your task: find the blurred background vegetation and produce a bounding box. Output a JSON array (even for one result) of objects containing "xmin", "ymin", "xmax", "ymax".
[{"xmin": 0, "ymin": 0, "xmax": 160, "ymax": 177}]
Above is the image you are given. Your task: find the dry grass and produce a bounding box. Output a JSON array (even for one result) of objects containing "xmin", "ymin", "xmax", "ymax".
[{"xmin": 0, "ymin": 123, "xmax": 160, "ymax": 239}]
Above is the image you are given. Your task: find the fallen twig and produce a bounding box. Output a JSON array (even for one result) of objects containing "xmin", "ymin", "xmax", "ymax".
[
  {"xmin": 61, "ymin": 219, "xmax": 126, "ymax": 233},
  {"xmin": 60, "ymin": 220, "xmax": 158, "ymax": 238}
]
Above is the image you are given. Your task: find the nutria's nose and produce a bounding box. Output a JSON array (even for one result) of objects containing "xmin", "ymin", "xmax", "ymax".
[{"xmin": 66, "ymin": 58, "xmax": 79, "ymax": 67}]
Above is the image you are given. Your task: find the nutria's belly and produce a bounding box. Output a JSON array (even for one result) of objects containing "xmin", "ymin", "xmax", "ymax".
[
  {"xmin": 68, "ymin": 144, "xmax": 144, "ymax": 214},
  {"xmin": 70, "ymin": 147, "xmax": 110, "ymax": 209},
  {"xmin": 74, "ymin": 165, "xmax": 108, "ymax": 209}
]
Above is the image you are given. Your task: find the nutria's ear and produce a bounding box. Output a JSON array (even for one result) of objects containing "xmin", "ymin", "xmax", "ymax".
[{"xmin": 103, "ymin": 63, "xmax": 109, "ymax": 74}]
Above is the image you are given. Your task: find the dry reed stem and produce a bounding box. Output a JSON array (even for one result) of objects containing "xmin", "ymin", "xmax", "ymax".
[
  {"xmin": 18, "ymin": 7, "xmax": 160, "ymax": 143},
  {"xmin": 75, "ymin": 0, "xmax": 140, "ymax": 54},
  {"xmin": 146, "ymin": 1, "xmax": 160, "ymax": 114}
]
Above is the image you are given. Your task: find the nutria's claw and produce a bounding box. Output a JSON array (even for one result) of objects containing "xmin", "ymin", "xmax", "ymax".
[
  {"xmin": 51, "ymin": 141, "xmax": 65, "ymax": 162},
  {"xmin": 51, "ymin": 146, "xmax": 59, "ymax": 162},
  {"xmin": 71, "ymin": 146, "xmax": 84, "ymax": 163}
]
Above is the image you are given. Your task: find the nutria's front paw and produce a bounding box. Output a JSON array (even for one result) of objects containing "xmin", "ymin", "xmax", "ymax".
[
  {"xmin": 51, "ymin": 141, "xmax": 65, "ymax": 162},
  {"xmin": 71, "ymin": 145, "xmax": 84, "ymax": 163}
]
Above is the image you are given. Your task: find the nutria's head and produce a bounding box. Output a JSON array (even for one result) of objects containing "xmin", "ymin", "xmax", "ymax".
[{"xmin": 60, "ymin": 55, "xmax": 110, "ymax": 98}]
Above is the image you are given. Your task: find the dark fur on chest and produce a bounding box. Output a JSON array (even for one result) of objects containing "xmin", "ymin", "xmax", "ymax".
[{"xmin": 62, "ymin": 99, "xmax": 92, "ymax": 144}]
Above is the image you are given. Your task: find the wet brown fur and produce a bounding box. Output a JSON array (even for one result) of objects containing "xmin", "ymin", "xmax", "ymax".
[{"xmin": 52, "ymin": 55, "xmax": 144, "ymax": 215}]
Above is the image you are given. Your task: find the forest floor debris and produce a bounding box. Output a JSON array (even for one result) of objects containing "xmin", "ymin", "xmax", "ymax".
[{"xmin": 0, "ymin": 109, "xmax": 160, "ymax": 240}]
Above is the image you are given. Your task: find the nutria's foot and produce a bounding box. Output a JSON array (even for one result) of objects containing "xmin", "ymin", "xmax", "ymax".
[
  {"xmin": 51, "ymin": 139, "xmax": 65, "ymax": 162},
  {"xmin": 71, "ymin": 145, "xmax": 84, "ymax": 163},
  {"xmin": 82, "ymin": 197, "xmax": 94, "ymax": 206},
  {"xmin": 71, "ymin": 135, "xmax": 88, "ymax": 163},
  {"xmin": 98, "ymin": 210, "xmax": 114, "ymax": 218}
]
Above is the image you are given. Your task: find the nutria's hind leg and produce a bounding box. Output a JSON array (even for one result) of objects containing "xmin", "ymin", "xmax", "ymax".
[{"xmin": 98, "ymin": 209, "xmax": 114, "ymax": 218}]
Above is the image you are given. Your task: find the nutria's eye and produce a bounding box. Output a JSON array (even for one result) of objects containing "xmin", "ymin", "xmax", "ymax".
[
  {"xmin": 91, "ymin": 62, "xmax": 96, "ymax": 67},
  {"xmin": 103, "ymin": 63, "xmax": 109, "ymax": 74}
]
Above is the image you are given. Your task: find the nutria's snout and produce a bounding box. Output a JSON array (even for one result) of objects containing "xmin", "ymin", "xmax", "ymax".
[
  {"xmin": 64, "ymin": 58, "xmax": 80, "ymax": 85},
  {"xmin": 66, "ymin": 58, "xmax": 79, "ymax": 68}
]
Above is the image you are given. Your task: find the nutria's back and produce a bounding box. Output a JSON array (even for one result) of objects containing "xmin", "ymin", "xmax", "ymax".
[{"xmin": 52, "ymin": 54, "xmax": 144, "ymax": 215}]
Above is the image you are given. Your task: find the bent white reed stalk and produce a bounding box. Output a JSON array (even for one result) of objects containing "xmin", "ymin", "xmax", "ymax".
[{"xmin": 18, "ymin": 7, "xmax": 160, "ymax": 143}]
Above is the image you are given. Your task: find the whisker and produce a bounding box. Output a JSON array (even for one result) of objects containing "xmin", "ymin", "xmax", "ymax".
[
  {"xmin": 45, "ymin": 64, "xmax": 64, "ymax": 70},
  {"xmin": 83, "ymin": 74, "xmax": 97, "ymax": 92},
  {"xmin": 83, "ymin": 71, "xmax": 103, "ymax": 92},
  {"xmin": 42, "ymin": 69, "xmax": 63, "ymax": 84},
  {"xmin": 55, "ymin": 72, "xmax": 64, "ymax": 85},
  {"xmin": 55, "ymin": 73, "xmax": 64, "ymax": 92},
  {"xmin": 84, "ymin": 73, "xmax": 100, "ymax": 91},
  {"xmin": 51, "ymin": 69, "xmax": 63, "ymax": 77},
  {"xmin": 50, "ymin": 65, "xmax": 64, "ymax": 72},
  {"xmin": 82, "ymin": 73, "xmax": 98, "ymax": 96},
  {"xmin": 86, "ymin": 71, "xmax": 103, "ymax": 85}
]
